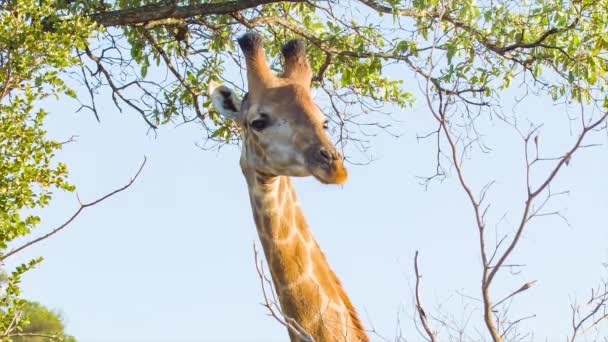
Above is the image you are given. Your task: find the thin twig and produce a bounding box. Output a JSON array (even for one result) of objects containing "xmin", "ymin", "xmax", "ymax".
[
  {"xmin": 252, "ymin": 243, "xmax": 315, "ymax": 342},
  {"xmin": 492, "ymin": 281, "xmax": 537, "ymax": 309}
]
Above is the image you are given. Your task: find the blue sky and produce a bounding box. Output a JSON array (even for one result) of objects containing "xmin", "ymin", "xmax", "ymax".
[{"xmin": 5, "ymin": 45, "xmax": 608, "ymax": 341}]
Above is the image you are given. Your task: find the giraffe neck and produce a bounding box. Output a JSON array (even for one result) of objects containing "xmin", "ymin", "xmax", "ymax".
[{"xmin": 244, "ymin": 171, "xmax": 368, "ymax": 342}]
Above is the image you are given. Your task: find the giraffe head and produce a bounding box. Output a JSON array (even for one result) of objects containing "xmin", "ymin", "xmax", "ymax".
[{"xmin": 208, "ymin": 32, "xmax": 347, "ymax": 184}]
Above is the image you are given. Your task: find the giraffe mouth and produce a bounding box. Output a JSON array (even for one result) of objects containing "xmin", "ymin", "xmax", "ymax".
[{"xmin": 312, "ymin": 161, "xmax": 348, "ymax": 185}]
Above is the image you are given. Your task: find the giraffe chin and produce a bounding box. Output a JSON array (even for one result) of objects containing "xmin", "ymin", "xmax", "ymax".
[{"xmin": 312, "ymin": 163, "xmax": 348, "ymax": 185}]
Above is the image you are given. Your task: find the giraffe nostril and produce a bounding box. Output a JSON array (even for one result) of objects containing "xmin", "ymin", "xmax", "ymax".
[
  {"xmin": 319, "ymin": 148, "xmax": 332, "ymax": 161},
  {"xmin": 319, "ymin": 148, "xmax": 340, "ymax": 161}
]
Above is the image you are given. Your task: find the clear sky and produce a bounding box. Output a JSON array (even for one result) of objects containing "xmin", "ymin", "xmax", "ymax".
[{"xmin": 6, "ymin": 43, "xmax": 608, "ymax": 342}]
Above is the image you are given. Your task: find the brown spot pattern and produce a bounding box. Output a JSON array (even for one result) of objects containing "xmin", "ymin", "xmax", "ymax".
[{"xmin": 246, "ymin": 174, "xmax": 368, "ymax": 341}]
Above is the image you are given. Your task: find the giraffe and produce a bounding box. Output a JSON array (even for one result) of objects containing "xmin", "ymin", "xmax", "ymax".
[{"xmin": 208, "ymin": 32, "xmax": 368, "ymax": 342}]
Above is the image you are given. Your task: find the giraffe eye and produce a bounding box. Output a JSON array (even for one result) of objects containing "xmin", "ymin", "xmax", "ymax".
[
  {"xmin": 250, "ymin": 113, "xmax": 269, "ymax": 131},
  {"xmin": 323, "ymin": 120, "xmax": 329, "ymax": 130},
  {"xmin": 250, "ymin": 119, "xmax": 267, "ymax": 131}
]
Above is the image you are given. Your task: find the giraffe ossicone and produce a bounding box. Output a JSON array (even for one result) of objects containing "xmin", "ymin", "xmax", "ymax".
[{"xmin": 208, "ymin": 31, "xmax": 368, "ymax": 342}]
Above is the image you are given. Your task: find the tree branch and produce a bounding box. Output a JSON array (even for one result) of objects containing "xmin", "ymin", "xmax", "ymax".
[
  {"xmin": 2, "ymin": 332, "xmax": 64, "ymax": 341},
  {"xmin": 90, "ymin": 0, "xmax": 306, "ymax": 27},
  {"xmin": 1, "ymin": 157, "xmax": 147, "ymax": 261},
  {"xmin": 414, "ymin": 251, "xmax": 437, "ymax": 342},
  {"xmin": 84, "ymin": 47, "xmax": 158, "ymax": 129},
  {"xmin": 487, "ymin": 111, "xmax": 608, "ymax": 285}
]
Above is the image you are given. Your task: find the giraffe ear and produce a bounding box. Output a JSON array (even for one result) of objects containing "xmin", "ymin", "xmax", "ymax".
[{"xmin": 208, "ymin": 81, "xmax": 242, "ymax": 120}]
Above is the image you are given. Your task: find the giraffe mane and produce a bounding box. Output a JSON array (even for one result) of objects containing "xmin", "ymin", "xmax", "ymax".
[{"xmin": 318, "ymin": 248, "xmax": 369, "ymax": 341}]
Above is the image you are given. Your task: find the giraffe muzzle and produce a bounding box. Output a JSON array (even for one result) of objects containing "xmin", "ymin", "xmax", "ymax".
[{"xmin": 309, "ymin": 147, "xmax": 348, "ymax": 184}]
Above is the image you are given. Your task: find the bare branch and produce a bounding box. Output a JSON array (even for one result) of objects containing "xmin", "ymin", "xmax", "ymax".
[
  {"xmin": 84, "ymin": 47, "xmax": 158, "ymax": 129},
  {"xmin": 488, "ymin": 112, "xmax": 608, "ymax": 285},
  {"xmin": 414, "ymin": 251, "xmax": 437, "ymax": 342},
  {"xmin": 1, "ymin": 157, "xmax": 147, "ymax": 261},
  {"xmin": 570, "ymin": 277, "xmax": 608, "ymax": 342}
]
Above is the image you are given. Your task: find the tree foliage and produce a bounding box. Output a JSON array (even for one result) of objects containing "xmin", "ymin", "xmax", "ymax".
[
  {"xmin": 72, "ymin": 0, "xmax": 608, "ymax": 152},
  {"xmin": 11, "ymin": 301, "xmax": 75, "ymax": 342},
  {"xmin": 0, "ymin": 0, "xmax": 92, "ymax": 336}
]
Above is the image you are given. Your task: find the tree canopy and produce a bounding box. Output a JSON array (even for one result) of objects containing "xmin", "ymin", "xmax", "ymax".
[
  {"xmin": 12, "ymin": 301, "xmax": 75, "ymax": 342},
  {"xmin": 73, "ymin": 0, "xmax": 608, "ymax": 149}
]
